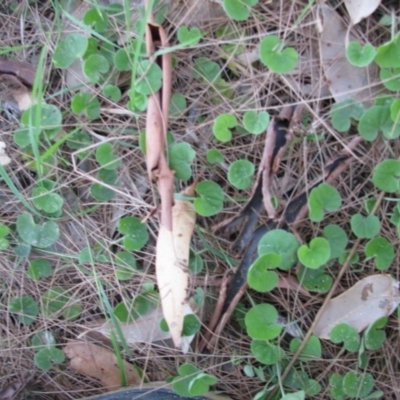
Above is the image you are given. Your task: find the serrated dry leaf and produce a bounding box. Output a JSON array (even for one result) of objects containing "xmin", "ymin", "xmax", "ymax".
[
  {"xmin": 64, "ymin": 341, "xmax": 141, "ymax": 390},
  {"xmin": 314, "ymin": 274, "xmax": 400, "ymax": 339},
  {"xmin": 85, "ymin": 303, "xmax": 196, "ymax": 353},
  {"xmin": 344, "ymin": 0, "xmax": 381, "ymax": 25},
  {"xmin": 319, "ymin": 4, "xmax": 382, "ymax": 104}
]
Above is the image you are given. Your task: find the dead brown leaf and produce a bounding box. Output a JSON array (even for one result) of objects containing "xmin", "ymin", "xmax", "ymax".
[
  {"xmin": 314, "ymin": 274, "xmax": 400, "ymax": 339},
  {"xmin": 343, "ymin": 0, "xmax": 381, "ymax": 25},
  {"xmin": 64, "ymin": 341, "xmax": 141, "ymax": 390},
  {"xmin": 0, "ymin": 58, "xmax": 36, "ymax": 87},
  {"xmin": 81, "ymin": 302, "xmax": 197, "ymax": 353},
  {"xmin": 0, "ymin": 383, "xmax": 21, "ymax": 400},
  {"xmin": 0, "ymin": 74, "xmax": 33, "ymax": 112},
  {"xmin": 156, "ymin": 182, "xmax": 197, "ymax": 348},
  {"xmin": 318, "ymin": 4, "xmax": 382, "ymax": 104},
  {"xmin": 0, "ymin": 142, "xmax": 11, "ymax": 166},
  {"xmin": 167, "ymin": 0, "xmax": 227, "ymax": 28}
]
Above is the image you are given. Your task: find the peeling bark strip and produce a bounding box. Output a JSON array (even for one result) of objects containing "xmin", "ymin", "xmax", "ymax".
[
  {"xmin": 261, "ymin": 106, "xmax": 295, "ymax": 218},
  {"xmin": 144, "ymin": 19, "xmax": 172, "ymax": 186},
  {"xmin": 143, "ymin": 1, "xmax": 193, "ymax": 348}
]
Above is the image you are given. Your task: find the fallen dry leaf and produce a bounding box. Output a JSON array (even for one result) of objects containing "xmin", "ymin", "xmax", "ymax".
[
  {"xmin": 344, "ymin": 0, "xmax": 381, "ymax": 25},
  {"xmin": 0, "ymin": 377, "xmax": 25, "ymax": 400},
  {"xmin": 0, "ymin": 142, "xmax": 11, "ymax": 166},
  {"xmin": 156, "ymin": 182, "xmax": 197, "ymax": 348},
  {"xmin": 313, "ymin": 274, "xmax": 400, "ymax": 339},
  {"xmin": 319, "ymin": 4, "xmax": 382, "ymax": 104},
  {"xmin": 0, "ymin": 58, "xmax": 36, "ymax": 87},
  {"xmin": 0, "ymin": 74, "xmax": 33, "ymax": 113},
  {"xmin": 84, "ymin": 303, "xmax": 196, "ymax": 353},
  {"xmin": 167, "ymin": 0, "xmax": 227, "ymax": 28},
  {"xmin": 277, "ymin": 274, "xmax": 311, "ymax": 297},
  {"xmin": 64, "ymin": 341, "xmax": 141, "ymax": 390}
]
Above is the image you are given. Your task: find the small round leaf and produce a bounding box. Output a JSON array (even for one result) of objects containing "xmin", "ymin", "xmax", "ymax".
[
  {"xmin": 83, "ymin": 7, "xmax": 108, "ymax": 32},
  {"xmin": 206, "ymin": 149, "xmax": 224, "ymax": 164},
  {"xmin": 177, "ymin": 26, "xmax": 202, "ymax": 45},
  {"xmin": 9, "ymin": 296, "xmax": 38, "ymax": 325},
  {"xmin": 182, "ymin": 314, "xmax": 201, "ymax": 336},
  {"xmin": 298, "ymin": 237, "xmax": 330, "ymax": 269},
  {"xmin": 28, "ymin": 258, "xmax": 52, "ymax": 280},
  {"xmin": 258, "ymin": 229, "xmax": 299, "ymax": 270},
  {"xmin": 364, "ymin": 317, "xmax": 387, "ymax": 351},
  {"xmin": 251, "ymin": 340, "xmax": 284, "ymax": 365},
  {"xmin": 247, "ymin": 253, "xmax": 281, "ymax": 292},
  {"xmin": 350, "ymin": 214, "xmax": 380, "ymax": 239},
  {"xmin": 169, "ymin": 143, "xmax": 196, "ymax": 181},
  {"xmin": 346, "ymin": 42, "xmax": 376, "ymax": 67},
  {"xmin": 71, "ymin": 92, "xmax": 101, "ymax": 120},
  {"xmin": 308, "ymin": 183, "xmax": 342, "ymax": 222},
  {"xmin": 245, "ymin": 303, "xmax": 281, "ymax": 340},
  {"xmin": 96, "ymin": 143, "xmax": 120, "ymax": 170},
  {"xmin": 32, "ymin": 186, "xmax": 64, "ymax": 214},
  {"xmin": 330, "ymin": 323, "xmax": 360, "ymax": 352},
  {"xmin": 365, "ymin": 237, "xmax": 394, "ymax": 270},
  {"xmin": 342, "ymin": 371, "xmax": 374, "ymax": 398},
  {"xmin": 322, "ymin": 224, "xmax": 348, "ymax": 259},
  {"xmin": 16, "ymin": 212, "xmax": 60, "ymax": 249},
  {"xmin": 223, "ymin": 0, "xmax": 258, "ymax": 22},
  {"xmin": 53, "ymin": 33, "xmax": 88, "ymax": 68},
  {"xmin": 84, "ymin": 54, "xmax": 110, "ymax": 83},
  {"xmin": 228, "ymin": 160, "xmax": 255, "ymax": 190},
  {"xmin": 372, "ymin": 159, "xmax": 400, "ymax": 192},
  {"xmin": 118, "ymin": 217, "xmax": 149, "ymax": 251},
  {"xmin": 260, "ymin": 35, "xmax": 299, "ymax": 74},
  {"xmin": 136, "ymin": 60, "xmax": 162, "ymax": 95},
  {"xmin": 289, "ymin": 336, "xmax": 322, "ymax": 361},
  {"xmin": 34, "ymin": 347, "xmax": 65, "ymax": 371},
  {"xmin": 115, "ymin": 251, "xmax": 137, "ymax": 280},
  {"xmin": 194, "ymin": 181, "xmax": 224, "ymax": 217},
  {"xmin": 212, "ymin": 113, "xmax": 237, "ymax": 142},
  {"xmin": 90, "ymin": 184, "xmax": 116, "ymax": 201},
  {"xmin": 330, "ymin": 98, "xmax": 365, "ymax": 132},
  {"xmin": 243, "ymin": 111, "xmax": 270, "ymax": 134}
]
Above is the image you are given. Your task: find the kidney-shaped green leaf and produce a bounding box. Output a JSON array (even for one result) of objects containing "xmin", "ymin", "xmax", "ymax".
[{"xmin": 258, "ymin": 229, "xmax": 299, "ymax": 270}]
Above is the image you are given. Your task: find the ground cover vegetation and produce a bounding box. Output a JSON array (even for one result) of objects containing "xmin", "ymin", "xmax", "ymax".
[{"xmin": 0, "ymin": 0, "xmax": 399, "ymax": 399}]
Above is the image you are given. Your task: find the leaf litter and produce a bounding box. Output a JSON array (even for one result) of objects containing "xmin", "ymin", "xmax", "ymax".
[
  {"xmin": 318, "ymin": 3, "xmax": 383, "ymax": 104},
  {"xmin": 1, "ymin": 1, "xmax": 400, "ymax": 399},
  {"xmin": 343, "ymin": 0, "xmax": 382, "ymax": 25},
  {"xmin": 80, "ymin": 302, "xmax": 197, "ymax": 354},
  {"xmin": 64, "ymin": 341, "xmax": 141, "ymax": 390},
  {"xmin": 314, "ymin": 274, "xmax": 400, "ymax": 339}
]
